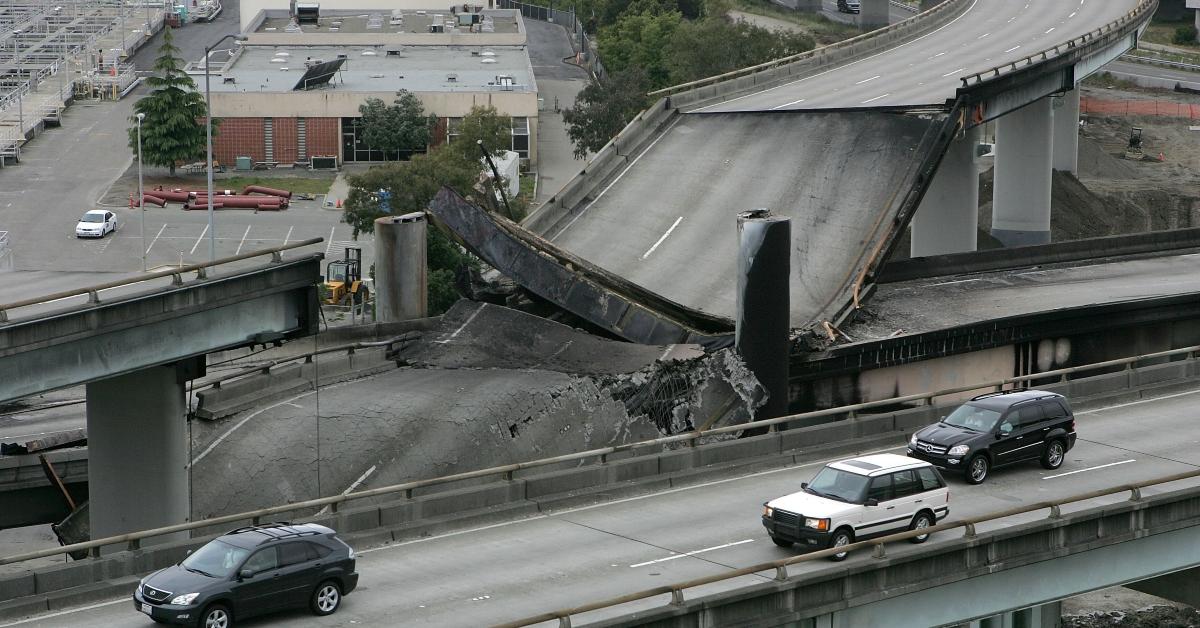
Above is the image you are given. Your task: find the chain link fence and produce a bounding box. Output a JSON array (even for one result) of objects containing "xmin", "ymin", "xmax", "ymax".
[{"xmin": 499, "ymin": 0, "xmax": 605, "ymax": 79}]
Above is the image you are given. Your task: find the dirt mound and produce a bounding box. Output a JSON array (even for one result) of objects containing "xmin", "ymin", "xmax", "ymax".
[
  {"xmin": 977, "ymin": 168, "xmax": 1148, "ymax": 241},
  {"xmin": 1077, "ymin": 135, "xmax": 1140, "ymax": 180}
]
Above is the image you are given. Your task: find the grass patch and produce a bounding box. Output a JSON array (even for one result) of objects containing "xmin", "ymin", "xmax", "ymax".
[
  {"xmin": 1142, "ymin": 21, "xmax": 1200, "ymax": 50},
  {"xmin": 1126, "ymin": 47, "xmax": 1200, "ymax": 67},
  {"xmin": 726, "ymin": 0, "xmax": 862, "ymax": 44},
  {"xmin": 217, "ymin": 175, "xmax": 336, "ymax": 196},
  {"xmin": 1082, "ymin": 71, "xmax": 1141, "ymax": 91}
]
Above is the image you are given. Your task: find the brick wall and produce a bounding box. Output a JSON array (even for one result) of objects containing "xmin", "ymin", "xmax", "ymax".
[
  {"xmin": 306, "ymin": 118, "xmax": 341, "ymax": 163},
  {"xmin": 211, "ymin": 118, "xmax": 265, "ymax": 166},
  {"xmin": 273, "ymin": 118, "xmax": 298, "ymax": 164}
]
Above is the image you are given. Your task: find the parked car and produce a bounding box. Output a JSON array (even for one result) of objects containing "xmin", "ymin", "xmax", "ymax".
[
  {"xmin": 75, "ymin": 210, "xmax": 116, "ymax": 238},
  {"xmin": 133, "ymin": 522, "xmax": 359, "ymax": 627},
  {"xmin": 837, "ymin": 0, "xmax": 861, "ymax": 13},
  {"xmin": 762, "ymin": 453, "xmax": 949, "ymax": 561},
  {"xmin": 908, "ymin": 389, "xmax": 1078, "ymax": 484}
]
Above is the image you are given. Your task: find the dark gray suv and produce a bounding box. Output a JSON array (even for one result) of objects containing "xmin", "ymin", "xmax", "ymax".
[
  {"xmin": 133, "ymin": 522, "xmax": 359, "ymax": 627},
  {"xmin": 907, "ymin": 390, "xmax": 1077, "ymax": 484}
]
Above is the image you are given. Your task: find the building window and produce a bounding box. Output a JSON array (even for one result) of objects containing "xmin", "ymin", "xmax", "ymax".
[
  {"xmin": 340, "ymin": 117, "xmax": 425, "ymax": 163},
  {"xmin": 445, "ymin": 116, "xmax": 529, "ymax": 159}
]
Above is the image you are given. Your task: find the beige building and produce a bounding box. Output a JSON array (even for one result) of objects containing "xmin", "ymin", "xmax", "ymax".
[{"xmin": 199, "ymin": 7, "xmax": 538, "ymax": 167}]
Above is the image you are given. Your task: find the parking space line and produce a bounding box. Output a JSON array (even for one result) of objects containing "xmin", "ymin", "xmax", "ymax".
[
  {"xmin": 190, "ymin": 224, "xmax": 209, "ymax": 255},
  {"xmin": 146, "ymin": 224, "xmax": 166, "ymax": 256},
  {"xmin": 235, "ymin": 225, "xmax": 252, "ymax": 255},
  {"xmin": 325, "ymin": 226, "xmax": 335, "ymax": 256}
]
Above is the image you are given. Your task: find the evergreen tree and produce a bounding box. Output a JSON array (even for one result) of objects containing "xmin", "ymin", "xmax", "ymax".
[{"xmin": 128, "ymin": 29, "xmax": 213, "ymax": 176}]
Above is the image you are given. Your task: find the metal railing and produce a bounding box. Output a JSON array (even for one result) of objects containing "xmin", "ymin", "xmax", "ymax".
[
  {"xmin": 959, "ymin": 0, "xmax": 1156, "ymax": 86},
  {"xmin": 1, "ymin": 343, "xmax": 1198, "ymax": 567},
  {"xmin": 0, "ymin": 238, "xmax": 324, "ymax": 323},
  {"xmin": 647, "ymin": 0, "xmax": 968, "ymax": 98},
  {"xmin": 495, "ymin": 467, "xmax": 1200, "ymax": 628},
  {"xmin": 1119, "ymin": 51, "xmax": 1200, "ymax": 72}
]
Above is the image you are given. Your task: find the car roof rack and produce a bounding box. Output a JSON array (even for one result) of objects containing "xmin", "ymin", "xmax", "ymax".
[
  {"xmin": 969, "ymin": 389, "xmax": 1024, "ymax": 401},
  {"xmin": 225, "ymin": 522, "xmax": 324, "ymax": 543}
]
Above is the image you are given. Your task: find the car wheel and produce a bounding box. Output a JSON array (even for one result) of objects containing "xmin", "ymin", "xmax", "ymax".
[
  {"xmin": 770, "ymin": 536, "xmax": 792, "ymax": 548},
  {"xmin": 909, "ymin": 512, "xmax": 934, "ymax": 544},
  {"xmin": 198, "ymin": 604, "xmax": 232, "ymax": 628},
  {"xmin": 310, "ymin": 580, "xmax": 342, "ymax": 616},
  {"xmin": 966, "ymin": 454, "xmax": 990, "ymax": 485},
  {"xmin": 1041, "ymin": 439, "xmax": 1066, "ymax": 470},
  {"xmin": 827, "ymin": 528, "xmax": 853, "ymax": 561}
]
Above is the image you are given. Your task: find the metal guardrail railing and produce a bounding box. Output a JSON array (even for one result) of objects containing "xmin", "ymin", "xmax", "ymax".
[
  {"xmin": 647, "ymin": 0, "xmax": 967, "ymax": 98},
  {"xmin": 1, "ymin": 343, "xmax": 1198, "ymax": 567},
  {"xmin": 1120, "ymin": 52, "xmax": 1200, "ymax": 73},
  {"xmin": 0, "ymin": 238, "xmax": 324, "ymax": 323},
  {"xmin": 959, "ymin": 0, "xmax": 1156, "ymax": 86},
  {"xmin": 495, "ymin": 466, "xmax": 1200, "ymax": 628}
]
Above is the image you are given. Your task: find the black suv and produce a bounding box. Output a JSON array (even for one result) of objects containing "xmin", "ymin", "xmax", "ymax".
[
  {"xmin": 907, "ymin": 389, "xmax": 1077, "ymax": 484},
  {"xmin": 133, "ymin": 522, "xmax": 359, "ymax": 627}
]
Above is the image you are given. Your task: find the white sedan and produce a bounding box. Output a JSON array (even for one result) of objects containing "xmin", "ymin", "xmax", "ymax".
[{"xmin": 75, "ymin": 210, "xmax": 116, "ymax": 238}]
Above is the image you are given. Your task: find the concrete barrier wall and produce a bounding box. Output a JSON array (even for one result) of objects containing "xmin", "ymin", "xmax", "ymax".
[{"xmin": 2, "ymin": 360, "xmax": 1198, "ymax": 619}]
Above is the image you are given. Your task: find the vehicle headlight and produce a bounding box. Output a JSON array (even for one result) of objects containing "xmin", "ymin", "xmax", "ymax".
[
  {"xmin": 170, "ymin": 593, "xmax": 200, "ymax": 605},
  {"xmin": 948, "ymin": 444, "xmax": 970, "ymax": 456},
  {"xmin": 762, "ymin": 505, "xmax": 774, "ymax": 518},
  {"xmin": 909, "ymin": 434, "xmax": 919, "ymax": 447},
  {"xmin": 804, "ymin": 518, "xmax": 829, "ymax": 531}
]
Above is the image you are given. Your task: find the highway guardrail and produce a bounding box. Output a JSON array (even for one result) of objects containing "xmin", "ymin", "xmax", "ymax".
[{"xmin": 1, "ymin": 342, "xmax": 1198, "ymax": 567}]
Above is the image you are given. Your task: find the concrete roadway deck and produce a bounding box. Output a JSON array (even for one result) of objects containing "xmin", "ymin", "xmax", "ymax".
[
  {"xmin": 548, "ymin": 110, "xmax": 945, "ymax": 324},
  {"xmin": 698, "ymin": 0, "xmax": 1141, "ymax": 112},
  {"xmin": 7, "ymin": 385, "xmax": 1200, "ymax": 627}
]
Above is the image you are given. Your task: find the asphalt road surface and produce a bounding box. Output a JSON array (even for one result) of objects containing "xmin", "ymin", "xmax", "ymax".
[
  {"xmin": 699, "ymin": 0, "xmax": 1143, "ymax": 111},
  {"xmin": 5, "ymin": 387, "xmax": 1200, "ymax": 627}
]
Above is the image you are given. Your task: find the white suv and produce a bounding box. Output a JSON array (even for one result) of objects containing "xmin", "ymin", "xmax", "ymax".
[{"xmin": 762, "ymin": 453, "xmax": 949, "ymax": 560}]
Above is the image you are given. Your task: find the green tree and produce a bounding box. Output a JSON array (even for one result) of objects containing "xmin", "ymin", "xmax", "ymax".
[
  {"xmin": 357, "ymin": 90, "xmax": 437, "ymax": 159},
  {"xmin": 128, "ymin": 28, "xmax": 211, "ymax": 176},
  {"xmin": 562, "ymin": 67, "xmax": 652, "ymax": 159},
  {"xmin": 598, "ymin": 10, "xmax": 683, "ymax": 88},
  {"xmin": 666, "ymin": 18, "xmax": 814, "ymax": 85},
  {"xmin": 444, "ymin": 105, "xmax": 514, "ymax": 163}
]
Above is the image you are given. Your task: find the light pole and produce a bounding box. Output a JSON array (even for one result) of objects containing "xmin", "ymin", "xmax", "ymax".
[
  {"xmin": 137, "ymin": 112, "xmax": 146, "ymax": 271},
  {"xmin": 203, "ymin": 33, "xmax": 246, "ymax": 262}
]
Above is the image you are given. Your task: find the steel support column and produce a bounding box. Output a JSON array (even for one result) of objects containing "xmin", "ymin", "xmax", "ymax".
[
  {"xmin": 1052, "ymin": 87, "xmax": 1080, "ymax": 174},
  {"xmin": 991, "ymin": 97, "xmax": 1053, "ymax": 247},
  {"xmin": 911, "ymin": 125, "xmax": 980, "ymax": 257},
  {"xmin": 86, "ymin": 363, "xmax": 191, "ymax": 547}
]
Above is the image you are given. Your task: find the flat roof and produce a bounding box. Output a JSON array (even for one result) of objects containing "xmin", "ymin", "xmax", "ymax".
[
  {"xmin": 256, "ymin": 9, "xmax": 520, "ymax": 34},
  {"xmin": 212, "ymin": 44, "xmax": 534, "ymax": 94}
]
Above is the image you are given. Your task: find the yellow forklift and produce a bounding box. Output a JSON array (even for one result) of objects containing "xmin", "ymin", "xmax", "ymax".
[{"xmin": 323, "ymin": 247, "xmax": 369, "ymax": 308}]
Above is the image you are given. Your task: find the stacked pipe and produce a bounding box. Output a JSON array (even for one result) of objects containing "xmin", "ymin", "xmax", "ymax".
[
  {"xmin": 184, "ymin": 195, "xmax": 289, "ymax": 210},
  {"xmin": 141, "ymin": 195, "xmax": 167, "ymax": 207},
  {"xmin": 242, "ymin": 185, "xmax": 292, "ymax": 199}
]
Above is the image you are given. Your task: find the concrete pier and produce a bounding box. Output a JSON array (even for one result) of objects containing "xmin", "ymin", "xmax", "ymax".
[
  {"xmin": 375, "ymin": 212, "xmax": 428, "ymax": 322},
  {"xmin": 991, "ymin": 97, "xmax": 1053, "ymax": 247},
  {"xmin": 86, "ymin": 364, "xmax": 190, "ymax": 545},
  {"xmin": 1052, "ymin": 87, "xmax": 1080, "ymax": 174},
  {"xmin": 736, "ymin": 209, "xmax": 790, "ymax": 420},
  {"xmin": 911, "ymin": 125, "xmax": 980, "ymax": 257}
]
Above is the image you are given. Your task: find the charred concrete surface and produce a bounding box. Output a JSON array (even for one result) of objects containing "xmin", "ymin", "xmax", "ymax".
[{"xmin": 188, "ymin": 302, "xmax": 763, "ymax": 519}]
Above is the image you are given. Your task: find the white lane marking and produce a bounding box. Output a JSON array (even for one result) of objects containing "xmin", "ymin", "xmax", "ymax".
[
  {"xmin": 1077, "ymin": 388, "xmax": 1200, "ymax": 414},
  {"xmin": 235, "ymin": 225, "xmax": 252, "ymax": 255},
  {"xmin": 325, "ymin": 226, "xmax": 336, "ymax": 256},
  {"xmin": 1043, "ymin": 459, "xmax": 1135, "ymax": 480},
  {"xmin": 977, "ymin": 32, "xmax": 989, "ymax": 39},
  {"xmin": 317, "ymin": 465, "xmax": 379, "ymax": 516},
  {"xmin": 189, "ymin": 224, "xmax": 208, "ymax": 255},
  {"xmin": 855, "ymin": 75, "xmax": 881, "ymax": 85},
  {"xmin": 930, "ymin": 51, "xmax": 947, "ymax": 59},
  {"xmin": 861, "ymin": 93, "xmax": 890, "ymax": 104},
  {"xmin": 630, "ymin": 539, "xmax": 755, "ymax": 568},
  {"xmin": 942, "ymin": 67, "xmax": 966, "ymax": 77},
  {"xmin": 433, "ymin": 305, "xmax": 485, "ymax": 344},
  {"xmin": 146, "ymin": 223, "xmax": 167, "ymax": 255},
  {"xmin": 282, "ymin": 225, "xmax": 294, "ymax": 246},
  {"xmin": 1068, "ymin": 11, "xmax": 1076, "ymax": 18},
  {"xmin": 0, "ymin": 599, "xmax": 126, "ymax": 626},
  {"xmin": 1045, "ymin": 27, "xmax": 1055, "ymax": 34},
  {"xmin": 1005, "ymin": 45, "xmax": 1021, "ymax": 53},
  {"xmin": 709, "ymin": 0, "xmax": 981, "ymax": 112},
  {"xmin": 658, "ymin": 344, "xmax": 677, "ymax": 362},
  {"xmin": 642, "ymin": 217, "xmax": 683, "ymax": 259},
  {"xmin": 929, "ymin": 278, "xmax": 982, "ymax": 287},
  {"xmin": 552, "ymin": 116, "xmax": 682, "ymax": 240},
  {"xmin": 359, "ymin": 443, "xmax": 908, "ymax": 554}
]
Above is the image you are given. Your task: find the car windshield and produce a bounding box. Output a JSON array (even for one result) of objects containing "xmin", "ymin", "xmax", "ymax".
[
  {"xmin": 81, "ymin": 212, "xmax": 105, "ymax": 223},
  {"xmin": 943, "ymin": 403, "xmax": 1002, "ymax": 432},
  {"xmin": 806, "ymin": 466, "xmax": 870, "ymax": 504},
  {"xmin": 181, "ymin": 540, "xmax": 250, "ymax": 578}
]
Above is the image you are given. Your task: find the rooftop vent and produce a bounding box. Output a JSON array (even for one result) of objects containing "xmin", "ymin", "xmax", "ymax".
[
  {"xmin": 270, "ymin": 57, "xmax": 287, "ymax": 63},
  {"xmin": 361, "ymin": 50, "xmax": 376, "ymax": 56},
  {"xmin": 480, "ymin": 58, "xmax": 496, "ymax": 64},
  {"xmin": 481, "ymin": 50, "xmax": 495, "ymax": 56},
  {"xmin": 446, "ymin": 73, "xmax": 457, "ymax": 82}
]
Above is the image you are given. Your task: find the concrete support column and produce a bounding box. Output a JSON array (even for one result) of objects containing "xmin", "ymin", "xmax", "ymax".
[
  {"xmin": 991, "ymin": 97, "xmax": 1053, "ymax": 247},
  {"xmin": 1052, "ymin": 87, "xmax": 1080, "ymax": 174},
  {"xmin": 736, "ymin": 209, "xmax": 790, "ymax": 421},
  {"xmin": 374, "ymin": 212, "xmax": 428, "ymax": 322},
  {"xmin": 86, "ymin": 364, "xmax": 189, "ymax": 545},
  {"xmin": 911, "ymin": 124, "xmax": 980, "ymax": 257},
  {"xmin": 861, "ymin": 0, "xmax": 889, "ymax": 29},
  {"xmin": 1128, "ymin": 566, "xmax": 1200, "ymax": 607}
]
